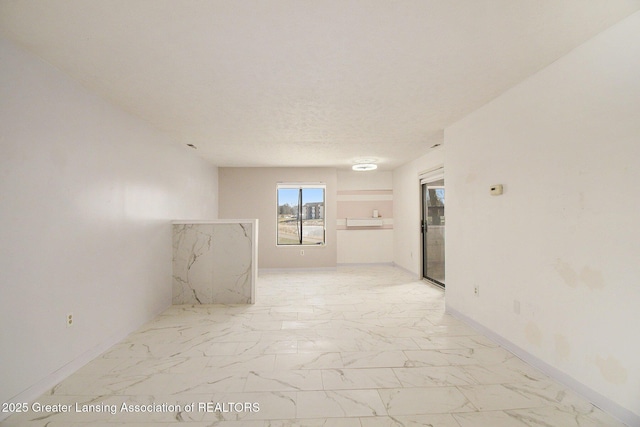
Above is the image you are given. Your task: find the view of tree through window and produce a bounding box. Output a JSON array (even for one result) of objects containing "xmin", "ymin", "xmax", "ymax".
[
  {"xmin": 277, "ymin": 185, "xmax": 325, "ymax": 245},
  {"xmin": 427, "ymin": 188, "xmax": 445, "ymax": 225}
]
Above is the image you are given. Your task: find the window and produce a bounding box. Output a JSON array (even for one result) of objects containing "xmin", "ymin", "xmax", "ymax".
[{"xmin": 277, "ymin": 184, "xmax": 326, "ymax": 245}]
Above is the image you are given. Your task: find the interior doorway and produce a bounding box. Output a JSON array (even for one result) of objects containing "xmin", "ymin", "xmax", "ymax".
[{"xmin": 421, "ymin": 177, "xmax": 445, "ymax": 287}]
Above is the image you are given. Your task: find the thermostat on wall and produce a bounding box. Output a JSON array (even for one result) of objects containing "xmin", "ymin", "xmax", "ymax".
[{"xmin": 490, "ymin": 184, "xmax": 503, "ymax": 196}]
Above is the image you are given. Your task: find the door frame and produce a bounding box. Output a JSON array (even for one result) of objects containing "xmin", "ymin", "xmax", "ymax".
[{"xmin": 419, "ymin": 166, "xmax": 445, "ymax": 287}]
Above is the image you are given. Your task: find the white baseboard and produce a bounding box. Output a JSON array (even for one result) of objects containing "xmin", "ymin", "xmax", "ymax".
[
  {"xmin": 336, "ymin": 262, "xmax": 394, "ymax": 267},
  {"xmin": 391, "ymin": 262, "xmax": 420, "ymax": 281},
  {"xmin": 259, "ymin": 267, "xmax": 338, "ymax": 274},
  {"xmin": 446, "ymin": 304, "xmax": 639, "ymax": 427},
  {"xmin": 0, "ymin": 304, "xmax": 169, "ymax": 422},
  {"xmin": 260, "ymin": 263, "xmax": 421, "ymax": 282},
  {"xmin": 260, "ymin": 264, "xmax": 418, "ymax": 279}
]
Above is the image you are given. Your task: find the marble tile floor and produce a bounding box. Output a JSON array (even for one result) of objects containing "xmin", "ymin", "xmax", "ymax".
[{"xmin": 2, "ymin": 266, "xmax": 626, "ymax": 426}]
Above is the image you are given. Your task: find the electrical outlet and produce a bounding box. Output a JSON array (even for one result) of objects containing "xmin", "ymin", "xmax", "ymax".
[
  {"xmin": 66, "ymin": 312, "xmax": 74, "ymax": 327},
  {"xmin": 474, "ymin": 285, "xmax": 479, "ymax": 297},
  {"xmin": 300, "ymin": 249, "xmax": 304, "ymax": 256}
]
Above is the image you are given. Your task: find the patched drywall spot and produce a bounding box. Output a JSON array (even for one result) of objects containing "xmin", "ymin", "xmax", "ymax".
[
  {"xmin": 554, "ymin": 259, "xmax": 605, "ymax": 290},
  {"xmin": 580, "ymin": 266, "xmax": 605, "ymax": 290},
  {"xmin": 525, "ymin": 322, "xmax": 542, "ymax": 347},
  {"xmin": 554, "ymin": 259, "xmax": 579, "ymax": 288},
  {"xmin": 555, "ymin": 334, "xmax": 571, "ymax": 361},
  {"xmin": 595, "ymin": 355, "xmax": 628, "ymax": 384}
]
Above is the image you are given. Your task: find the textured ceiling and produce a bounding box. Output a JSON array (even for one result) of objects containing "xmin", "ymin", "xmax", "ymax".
[{"xmin": 2, "ymin": 1, "xmax": 639, "ymax": 170}]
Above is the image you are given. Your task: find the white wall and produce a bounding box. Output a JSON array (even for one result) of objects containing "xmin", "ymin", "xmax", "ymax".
[
  {"xmin": 337, "ymin": 170, "xmax": 393, "ymax": 192},
  {"xmin": 218, "ymin": 167, "xmax": 337, "ymax": 269},
  {"xmin": 445, "ymin": 12, "xmax": 640, "ymax": 424},
  {"xmin": 0, "ymin": 38, "xmax": 218, "ymax": 410},
  {"xmin": 337, "ymin": 170, "xmax": 394, "ymax": 264},
  {"xmin": 392, "ymin": 146, "xmax": 444, "ymax": 276}
]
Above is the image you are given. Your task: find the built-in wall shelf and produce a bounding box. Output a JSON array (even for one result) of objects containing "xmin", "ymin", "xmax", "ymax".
[{"xmin": 346, "ymin": 218, "xmax": 384, "ymax": 227}]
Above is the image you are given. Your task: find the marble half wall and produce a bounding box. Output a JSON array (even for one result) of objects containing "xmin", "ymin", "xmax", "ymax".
[{"xmin": 172, "ymin": 220, "xmax": 258, "ymax": 304}]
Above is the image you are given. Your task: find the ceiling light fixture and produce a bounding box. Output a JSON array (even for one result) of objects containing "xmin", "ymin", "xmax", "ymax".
[{"xmin": 352, "ymin": 163, "xmax": 378, "ymax": 171}]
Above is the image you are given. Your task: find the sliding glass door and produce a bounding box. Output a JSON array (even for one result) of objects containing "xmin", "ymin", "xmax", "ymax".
[{"xmin": 422, "ymin": 182, "xmax": 445, "ymax": 286}]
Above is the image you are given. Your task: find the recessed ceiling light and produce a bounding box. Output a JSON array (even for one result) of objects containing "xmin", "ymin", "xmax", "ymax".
[{"xmin": 352, "ymin": 163, "xmax": 378, "ymax": 171}]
